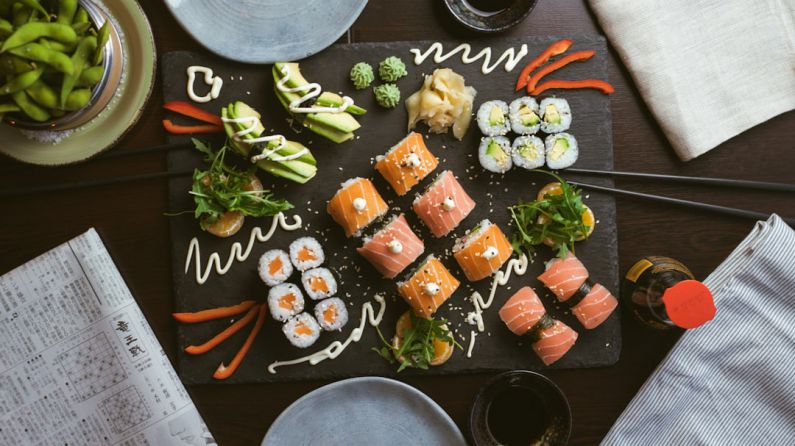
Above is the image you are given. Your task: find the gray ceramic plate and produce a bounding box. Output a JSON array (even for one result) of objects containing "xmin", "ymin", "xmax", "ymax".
[
  {"xmin": 262, "ymin": 377, "xmax": 467, "ymax": 446},
  {"xmin": 164, "ymin": 0, "xmax": 368, "ymax": 63}
]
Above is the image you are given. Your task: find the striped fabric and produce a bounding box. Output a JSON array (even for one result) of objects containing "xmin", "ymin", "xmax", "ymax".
[{"xmin": 602, "ymin": 214, "xmax": 795, "ymax": 445}]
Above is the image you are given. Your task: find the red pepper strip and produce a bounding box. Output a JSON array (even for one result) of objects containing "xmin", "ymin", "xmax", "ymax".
[
  {"xmin": 163, "ymin": 101, "xmax": 223, "ymax": 126},
  {"xmin": 515, "ymin": 39, "xmax": 573, "ymax": 91},
  {"xmin": 526, "ymin": 50, "xmax": 595, "ymax": 93},
  {"xmin": 213, "ymin": 304, "xmax": 266, "ymax": 380},
  {"xmin": 162, "ymin": 119, "xmax": 223, "ymax": 134},
  {"xmin": 531, "ymin": 79, "xmax": 615, "ymax": 96},
  {"xmin": 172, "ymin": 300, "xmax": 257, "ymax": 324},
  {"xmin": 184, "ymin": 305, "xmax": 259, "ymax": 355}
]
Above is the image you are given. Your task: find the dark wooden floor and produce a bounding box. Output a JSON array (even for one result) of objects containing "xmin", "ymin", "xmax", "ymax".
[{"xmin": 1, "ymin": 1, "xmax": 793, "ymax": 444}]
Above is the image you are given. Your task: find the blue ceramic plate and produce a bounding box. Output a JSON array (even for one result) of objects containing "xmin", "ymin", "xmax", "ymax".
[
  {"xmin": 164, "ymin": 0, "xmax": 367, "ymax": 63},
  {"xmin": 262, "ymin": 377, "xmax": 467, "ymax": 446}
]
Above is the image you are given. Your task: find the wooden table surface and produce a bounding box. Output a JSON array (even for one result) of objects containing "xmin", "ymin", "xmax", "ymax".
[{"xmin": 1, "ymin": 1, "xmax": 793, "ymax": 444}]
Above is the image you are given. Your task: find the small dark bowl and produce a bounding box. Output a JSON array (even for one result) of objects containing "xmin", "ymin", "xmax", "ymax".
[
  {"xmin": 443, "ymin": 0, "xmax": 538, "ymax": 33},
  {"xmin": 470, "ymin": 370, "xmax": 571, "ymax": 446}
]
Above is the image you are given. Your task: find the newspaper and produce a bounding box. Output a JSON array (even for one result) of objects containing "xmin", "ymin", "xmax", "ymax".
[{"xmin": 0, "ymin": 228, "xmax": 217, "ymax": 446}]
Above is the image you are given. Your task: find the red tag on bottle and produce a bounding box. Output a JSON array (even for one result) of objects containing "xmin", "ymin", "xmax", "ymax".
[{"xmin": 662, "ymin": 280, "xmax": 716, "ymax": 329}]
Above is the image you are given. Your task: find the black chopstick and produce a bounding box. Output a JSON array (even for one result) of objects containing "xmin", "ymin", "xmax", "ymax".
[
  {"xmin": 0, "ymin": 168, "xmax": 195, "ymax": 198},
  {"xmin": 98, "ymin": 142, "xmax": 193, "ymax": 160},
  {"xmin": 569, "ymin": 181, "xmax": 795, "ymax": 226},
  {"xmin": 565, "ymin": 168, "xmax": 795, "ymax": 192}
]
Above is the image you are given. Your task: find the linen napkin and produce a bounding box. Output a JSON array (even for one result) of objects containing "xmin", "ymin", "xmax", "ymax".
[
  {"xmin": 589, "ymin": 0, "xmax": 795, "ymax": 161},
  {"xmin": 601, "ymin": 214, "xmax": 795, "ymax": 445}
]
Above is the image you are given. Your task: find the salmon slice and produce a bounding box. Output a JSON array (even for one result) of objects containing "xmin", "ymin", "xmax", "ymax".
[
  {"xmin": 499, "ymin": 287, "xmax": 547, "ymax": 336},
  {"xmin": 531, "ymin": 320, "xmax": 578, "ymax": 366},
  {"xmin": 375, "ymin": 132, "xmax": 439, "ymax": 196},
  {"xmin": 323, "ymin": 306, "xmax": 337, "ymax": 324},
  {"xmin": 279, "ymin": 294, "xmax": 297, "ymax": 311},
  {"xmin": 298, "ymin": 246, "xmax": 317, "ymax": 262},
  {"xmin": 294, "ymin": 321, "xmax": 313, "ymax": 336},
  {"xmin": 572, "ymin": 283, "xmax": 618, "ymax": 329},
  {"xmin": 537, "ymin": 254, "xmax": 589, "ymax": 301},
  {"xmin": 357, "ymin": 214, "xmax": 425, "ymax": 279},
  {"xmin": 309, "ymin": 276, "xmax": 329, "ymax": 294},
  {"xmin": 397, "ymin": 256, "xmax": 460, "ymax": 318},
  {"xmin": 269, "ymin": 256, "xmax": 284, "ymax": 276},
  {"xmin": 327, "ymin": 177, "xmax": 388, "ymax": 237},
  {"xmin": 413, "ymin": 170, "xmax": 475, "ymax": 237},
  {"xmin": 453, "ymin": 220, "xmax": 513, "ymax": 281}
]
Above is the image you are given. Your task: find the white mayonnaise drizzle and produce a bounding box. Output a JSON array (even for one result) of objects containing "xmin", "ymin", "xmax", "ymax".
[
  {"xmin": 186, "ymin": 66, "xmax": 223, "ymax": 103},
  {"xmin": 409, "ymin": 42, "xmax": 529, "ymax": 74},
  {"xmin": 466, "ymin": 330, "xmax": 477, "ymax": 358},
  {"xmin": 276, "ymin": 64, "xmax": 354, "ymax": 114},
  {"xmin": 267, "ymin": 295, "xmax": 387, "ymax": 373},
  {"xmin": 184, "ymin": 213, "xmax": 302, "ymax": 285},
  {"xmin": 220, "ymin": 116, "xmax": 308, "ymax": 164},
  {"xmin": 466, "ymin": 254, "xmax": 529, "ymax": 333}
]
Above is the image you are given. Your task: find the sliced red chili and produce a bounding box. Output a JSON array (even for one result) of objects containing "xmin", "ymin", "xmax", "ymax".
[
  {"xmin": 526, "ymin": 50, "xmax": 595, "ymax": 93},
  {"xmin": 531, "ymin": 79, "xmax": 615, "ymax": 96},
  {"xmin": 163, "ymin": 101, "xmax": 223, "ymax": 126},
  {"xmin": 515, "ymin": 39, "xmax": 573, "ymax": 91},
  {"xmin": 162, "ymin": 119, "xmax": 223, "ymax": 134}
]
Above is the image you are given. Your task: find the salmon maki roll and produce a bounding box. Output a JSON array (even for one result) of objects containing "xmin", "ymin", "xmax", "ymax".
[
  {"xmin": 327, "ymin": 177, "xmax": 388, "ymax": 237},
  {"xmin": 397, "ymin": 255, "xmax": 460, "ymax": 318},
  {"xmin": 357, "ymin": 214, "xmax": 425, "ymax": 279},
  {"xmin": 571, "ymin": 283, "xmax": 618, "ymax": 329},
  {"xmin": 413, "ymin": 170, "xmax": 475, "ymax": 238},
  {"xmin": 453, "ymin": 219, "xmax": 513, "ymax": 282},
  {"xmin": 537, "ymin": 254, "xmax": 589, "ymax": 301},
  {"xmin": 498, "ymin": 287, "xmax": 547, "ymax": 336},
  {"xmin": 531, "ymin": 319, "xmax": 578, "ymax": 366},
  {"xmin": 375, "ymin": 132, "xmax": 439, "ymax": 196}
]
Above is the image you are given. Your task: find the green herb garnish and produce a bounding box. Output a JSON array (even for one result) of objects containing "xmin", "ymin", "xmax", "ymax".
[
  {"xmin": 190, "ymin": 138, "xmax": 293, "ymax": 226},
  {"xmin": 373, "ymin": 313, "xmax": 461, "ymax": 372},
  {"xmin": 508, "ymin": 170, "xmax": 591, "ymax": 258}
]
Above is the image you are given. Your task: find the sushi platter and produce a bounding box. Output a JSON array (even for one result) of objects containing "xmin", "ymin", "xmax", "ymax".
[{"xmin": 164, "ymin": 37, "xmax": 620, "ymax": 384}]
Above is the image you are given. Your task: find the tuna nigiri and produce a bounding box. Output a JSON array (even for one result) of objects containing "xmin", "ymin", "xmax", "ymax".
[
  {"xmin": 537, "ymin": 254, "xmax": 589, "ymax": 301},
  {"xmin": 531, "ymin": 319, "xmax": 578, "ymax": 366},
  {"xmin": 570, "ymin": 283, "xmax": 618, "ymax": 330},
  {"xmin": 375, "ymin": 132, "xmax": 439, "ymax": 196},
  {"xmin": 453, "ymin": 219, "xmax": 513, "ymax": 282},
  {"xmin": 413, "ymin": 170, "xmax": 475, "ymax": 238},
  {"xmin": 327, "ymin": 177, "xmax": 388, "ymax": 237},
  {"xmin": 357, "ymin": 214, "xmax": 425, "ymax": 279},
  {"xmin": 397, "ymin": 255, "xmax": 460, "ymax": 319},
  {"xmin": 498, "ymin": 287, "xmax": 546, "ymax": 336}
]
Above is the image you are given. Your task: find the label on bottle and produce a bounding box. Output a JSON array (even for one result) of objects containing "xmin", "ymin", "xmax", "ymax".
[{"xmin": 625, "ymin": 258, "xmax": 653, "ymax": 283}]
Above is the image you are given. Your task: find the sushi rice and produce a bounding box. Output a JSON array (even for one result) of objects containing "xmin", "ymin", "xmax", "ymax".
[
  {"xmin": 476, "ymin": 100, "xmax": 511, "ymax": 136},
  {"xmin": 289, "ymin": 236, "xmax": 325, "ymax": 271},
  {"xmin": 512, "ymin": 136, "xmax": 545, "ymax": 170},
  {"xmin": 544, "ymin": 133, "xmax": 578, "ymax": 169},
  {"xmin": 539, "ymin": 98, "xmax": 572, "ymax": 134},
  {"xmin": 258, "ymin": 249, "xmax": 293, "ymax": 286},
  {"xmin": 509, "ymin": 97, "xmax": 541, "ymax": 135},
  {"xmin": 478, "ymin": 136, "xmax": 513, "ymax": 173},
  {"xmin": 301, "ymin": 267, "xmax": 338, "ymax": 300},
  {"xmin": 268, "ymin": 283, "xmax": 305, "ymax": 322},
  {"xmin": 314, "ymin": 297, "xmax": 349, "ymax": 331},
  {"xmin": 282, "ymin": 312, "xmax": 321, "ymax": 348}
]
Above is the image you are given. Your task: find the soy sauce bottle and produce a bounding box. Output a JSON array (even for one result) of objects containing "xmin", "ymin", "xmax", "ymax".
[{"xmin": 621, "ymin": 256, "xmax": 716, "ymax": 330}]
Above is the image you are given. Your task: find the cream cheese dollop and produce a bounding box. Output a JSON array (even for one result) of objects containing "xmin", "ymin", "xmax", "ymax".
[
  {"xmin": 424, "ymin": 282, "xmax": 440, "ymax": 296},
  {"xmin": 442, "ymin": 196, "xmax": 456, "ymax": 211},
  {"xmin": 352, "ymin": 197, "xmax": 367, "ymax": 212},
  {"xmin": 403, "ymin": 153, "xmax": 421, "ymax": 168},
  {"xmin": 387, "ymin": 239, "xmax": 403, "ymax": 254},
  {"xmin": 481, "ymin": 246, "xmax": 499, "ymax": 259}
]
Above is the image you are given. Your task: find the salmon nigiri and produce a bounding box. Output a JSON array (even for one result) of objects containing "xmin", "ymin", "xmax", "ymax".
[
  {"xmin": 498, "ymin": 287, "xmax": 546, "ymax": 336},
  {"xmin": 357, "ymin": 214, "xmax": 425, "ymax": 279},
  {"xmin": 327, "ymin": 177, "xmax": 388, "ymax": 237},
  {"xmin": 413, "ymin": 170, "xmax": 475, "ymax": 238},
  {"xmin": 375, "ymin": 132, "xmax": 439, "ymax": 196},
  {"xmin": 570, "ymin": 283, "xmax": 618, "ymax": 330},
  {"xmin": 397, "ymin": 255, "xmax": 460, "ymax": 318},
  {"xmin": 537, "ymin": 254, "xmax": 589, "ymax": 301},
  {"xmin": 453, "ymin": 219, "xmax": 513, "ymax": 282},
  {"xmin": 531, "ymin": 319, "xmax": 578, "ymax": 366}
]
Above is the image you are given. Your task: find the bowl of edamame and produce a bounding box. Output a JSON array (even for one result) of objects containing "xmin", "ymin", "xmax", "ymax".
[{"xmin": 0, "ymin": 0, "xmax": 123, "ymax": 131}]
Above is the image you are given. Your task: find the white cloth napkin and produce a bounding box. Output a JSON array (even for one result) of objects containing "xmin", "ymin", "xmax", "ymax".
[
  {"xmin": 589, "ymin": 0, "xmax": 795, "ymax": 161},
  {"xmin": 601, "ymin": 214, "xmax": 795, "ymax": 445}
]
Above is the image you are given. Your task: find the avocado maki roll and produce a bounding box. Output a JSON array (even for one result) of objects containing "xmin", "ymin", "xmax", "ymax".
[
  {"xmin": 476, "ymin": 100, "xmax": 510, "ymax": 136},
  {"xmin": 478, "ymin": 136, "xmax": 513, "ymax": 173},
  {"xmin": 544, "ymin": 133, "xmax": 578, "ymax": 169},
  {"xmin": 512, "ymin": 136, "xmax": 545, "ymax": 170},
  {"xmin": 539, "ymin": 98, "xmax": 571, "ymax": 134},
  {"xmin": 509, "ymin": 97, "xmax": 541, "ymax": 135}
]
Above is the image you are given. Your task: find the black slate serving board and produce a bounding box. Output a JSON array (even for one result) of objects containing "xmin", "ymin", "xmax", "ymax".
[{"xmin": 163, "ymin": 37, "xmax": 619, "ymax": 384}]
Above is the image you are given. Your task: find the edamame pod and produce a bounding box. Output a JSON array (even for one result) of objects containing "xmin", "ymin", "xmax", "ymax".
[
  {"xmin": 56, "ymin": 0, "xmax": 78, "ymax": 25},
  {"xmin": 11, "ymin": 4, "xmax": 33, "ymax": 28},
  {"xmin": 1, "ymin": 23, "xmax": 78, "ymax": 52},
  {"xmin": 75, "ymin": 65, "xmax": 103, "ymax": 87},
  {"xmin": 38, "ymin": 38, "xmax": 76, "ymax": 53},
  {"xmin": 63, "ymin": 87, "xmax": 90, "ymax": 111},
  {"xmin": 0, "ymin": 66, "xmax": 43, "ymax": 94},
  {"xmin": 0, "ymin": 18, "xmax": 12, "ymax": 38},
  {"xmin": 73, "ymin": 7, "xmax": 88, "ymax": 24},
  {"xmin": 60, "ymin": 35, "xmax": 95, "ymax": 107},
  {"xmin": 11, "ymin": 89, "xmax": 49, "ymax": 121},
  {"xmin": 0, "ymin": 54, "xmax": 32, "ymax": 74},
  {"xmin": 14, "ymin": 0, "xmax": 48, "ymax": 18},
  {"xmin": 8, "ymin": 42, "xmax": 74, "ymax": 74},
  {"xmin": 93, "ymin": 21, "xmax": 109, "ymax": 65},
  {"xmin": 0, "ymin": 103, "xmax": 21, "ymax": 113},
  {"xmin": 25, "ymin": 79, "xmax": 57, "ymax": 108},
  {"xmin": 71, "ymin": 21, "xmax": 90, "ymax": 35}
]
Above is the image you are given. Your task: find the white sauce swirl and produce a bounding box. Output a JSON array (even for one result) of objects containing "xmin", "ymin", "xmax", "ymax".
[
  {"xmin": 276, "ymin": 64, "xmax": 354, "ymax": 114},
  {"xmin": 186, "ymin": 66, "xmax": 222, "ymax": 103},
  {"xmin": 221, "ymin": 116, "xmax": 309, "ymax": 164},
  {"xmin": 409, "ymin": 42, "xmax": 529, "ymax": 75},
  {"xmin": 466, "ymin": 254, "xmax": 529, "ymax": 338}
]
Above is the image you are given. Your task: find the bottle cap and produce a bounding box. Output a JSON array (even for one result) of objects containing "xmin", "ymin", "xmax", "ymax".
[{"xmin": 662, "ymin": 280, "xmax": 716, "ymax": 329}]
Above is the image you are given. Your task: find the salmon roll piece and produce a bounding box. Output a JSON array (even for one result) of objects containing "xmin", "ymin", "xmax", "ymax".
[
  {"xmin": 327, "ymin": 178, "xmax": 388, "ymax": 237},
  {"xmin": 289, "ymin": 237, "xmax": 325, "ymax": 271},
  {"xmin": 268, "ymin": 283, "xmax": 305, "ymax": 322},
  {"xmin": 375, "ymin": 132, "xmax": 439, "ymax": 196},
  {"xmin": 498, "ymin": 287, "xmax": 547, "ymax": 336},
  {"xmin": 314, "ymin": 297, "xmax": 349, "ymax": 331},
  {"xmin": 301, "ymin": 267, "xmax": 337, "ymax": 301},
  {"xmin": 258, "ymin": 249, "xmax": 293, "ymax": 286},
  {"xmin": 537, "ymin": 254, "xmax": 589, "ymax": 301},
  {"xmin": 357, "ymin": 214, "xmax": 425, "ymax": 279},
  {"xmin": 453, "ymin": 219, "xmax": 513, "ymax": 282},
  {"xmin": 282, "ymin": 313, "xmax": 321, "ymax": 348},
  {"xmin": 531, "ymin": 318, "xmax": 578, "ymax": 366},
  {"xmin": 570, "ymin": 283, "xmax": 618, "ymax": 329},
  {"xmin": 397, "ymin": 255, "xmax": 460, "ymax": 318},
  {"xmin": 412, "ymin": 170, "xmax": 475, "ymax": 238}
]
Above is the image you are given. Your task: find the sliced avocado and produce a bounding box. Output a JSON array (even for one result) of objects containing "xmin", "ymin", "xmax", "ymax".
[
  {"xmin": 518, "ymin": 143, "xmax": 538, "ymax": 159},
  {"xmin": 233, "ymin": 101, "xmax": 265, "ymax": 135},
  {"xmin": 274, "ymin": 62, "xmax": 308, "ymax": 89},
  {"xmin": 548, "ymin": 137, "xmax": 570, "ymax": 161},
  {"xmin": 544, "ymin": 104, "xmax": 561, "ymax": 124},
  {"xmin": 486, "ymin": 140, "xmax": 508, "ymax": 164},
  {"xmin": 305, "ymin": 120, "xmax": 355, "ymax": 144},
  {"xmin": 317, "ymin": 91, "xmax": 366, "ymax": 115},
  {"xmin": 221, "ymin": 106, "xmax": 249, "ymax": 157},
  {"xmin": 518, "ymin": 104, "xmax": 539, "ymax": 126},
  {"xmin": 488, "ymin": 106, "xmax": 505, "ymax": 126},
  {"xmin": 311, "ymin": 112, "xmax": 360, "ymax": 133}
]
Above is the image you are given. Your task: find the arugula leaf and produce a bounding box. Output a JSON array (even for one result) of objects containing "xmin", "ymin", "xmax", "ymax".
[{"xmin": 374, "ymin": 313, "xmax": 461, "ymax": 372}]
